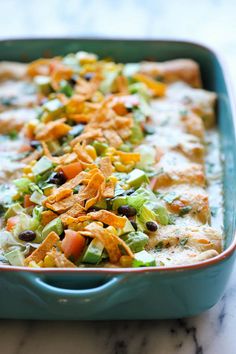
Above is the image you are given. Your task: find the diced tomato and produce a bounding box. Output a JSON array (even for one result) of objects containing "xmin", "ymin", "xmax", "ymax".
[
  {"xmin": 24, "ymin": 194, "xmax": 35, "ymax": 208},
  {"xmin": 149, "ymin": 177, "xmax": 157, "ymax": 191},
  {"xmin": 60, "ymin": 162, "xmax": 82, "ymax": 180},
  {"xmin": 6, "ymin": 215, "xmax": 20, "ymax": 232},
  {"xmin": 61, "ymin": 230, "xmax": 86, "ymax": 260}
]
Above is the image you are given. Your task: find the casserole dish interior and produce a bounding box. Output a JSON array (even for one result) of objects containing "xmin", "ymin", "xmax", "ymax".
[{"xmin": 0, "ymin": 39, "xmax": 235, "ymax": 320}]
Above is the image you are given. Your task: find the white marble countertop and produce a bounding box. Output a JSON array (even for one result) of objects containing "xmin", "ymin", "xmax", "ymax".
[{"xmin": 1, "ymin": 0, "xmax": 236, "ymax": 353}]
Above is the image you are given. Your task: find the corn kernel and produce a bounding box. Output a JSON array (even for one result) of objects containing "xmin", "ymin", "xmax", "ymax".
[
  {"xmin": 114, "ymin": 161, "xmax": 133, "ymax": 172},
  {"xmin": 122, "ymin": 183, "xmax": 130, "ymax": 190},
  {"xmin": 29, "ymin": 160, "xmax": 37, "ymax": 166},
  {"xmin": 28, "ymin": 261, "xmax": 41, "ymax": 268},
  {"xmin": 44, "ymin": 187, "xmax": 54, "ymax": 197},
  {"xmin": 120, "ymin": 256, "xmax": 133, "ymax": 267},
  {"xmin": 108, "ymin": 175, "xmax": 118, "ymax": 183},
  {"xmin": 114, "ymin": 161, "xmax": 126, "ymax": 172},
  {"xmin": 85, "ymin": 145, "xmax": 97, "ymax": 160},
  {"xmin": 43, "ymin": 255, "xmax": 56, "ymax": 268},
  {"xmin": 23, "ymin": 165, "xmax": 32, "ymax": 174},
  {"xmin": 12, "ymin": 193, "xmax": 21, "ymax": 201}
]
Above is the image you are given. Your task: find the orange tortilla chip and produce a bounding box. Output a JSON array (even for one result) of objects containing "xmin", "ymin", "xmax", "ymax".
[
  {"xmin": 112, "ymin": 233, "xmax": 134, "ymax": 258},
  {"xmin": 85, "ymin": 223, "xmax": 121, "ymax": 263},
  {"xmin": 73, "ymin": 142, "xmax": 94, "ymax": 163},
  {"xmin": 45, "ymin": 170, "xmax": 89, "ymax": 204},
  {"xmin": 100, "ymin": 157, "xmax": 113, "ymax": 177},
  {"xmin": 79, "ymin": 171, "xmax": 105, "ymax": 201},
  {"xmin": 45, "ymin": 188, "xmax": 72, "ymax": 205},
  {"xmin": 115, "ymin": 75, "xmax": 129, "ymax": 94},
  {"xmin": 60, "ymin": 203, "xmax": 85, "ymax": 225},
  {"xmin": 27, "ymin": 58, "xmax": 58, "ymax": 77},
  {"xmin": 103, "ymin": 179, "xmax": 116, "ymax": 198},
  {"xmin": 47, "ymin": 248, "xmax": 76, "ymax": 268},
  {"xmin": 35, "ymin": 118, "xmax": 71, "ymax": 141},
  {"xmin": 42, "ymin": 141, "xmax": 78, "ymax": 165},
  {"xmin": 85, "ymin": 193, "xmax": 100, "ymax": 210},
  {"xmin": 25, "ymin": 231, "xmax": 60, "ymax": 265},
  {"xmin": 103, "ymin": 129, "xmax": 123, "ymax": 148},
  {"xmin": 70, "ymin": 129, "xmax": 103, "ymax": 147},
  {"xmin": 45, "ymin": 194, "xmax": 83, "ymax": 213},
  {"xmin": 88, "ymin": 210, "xmax": 126, "ymax": 229},
  {"xmin": 41, "ymin": 210, "xmax": 58, "ymax": 226}
]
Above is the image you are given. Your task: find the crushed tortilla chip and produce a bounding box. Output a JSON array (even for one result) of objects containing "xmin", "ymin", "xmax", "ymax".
[
  {"xmin": 35, "ymin": 118, "xmax": 71, "ymax": 141},
  {"xmin": 44, "ymin": 188, "xmax": 73, "ymax": 205},
  {"xmin": 102, "ymin": 179, "xmax": 116, "ymax": 198},
  {"xmin": 27, "ymin": 58, "xmax": 59, "ymax": 77},
  {"xmin": 25, "ymin": 231, "xmax": 60, "ymax": 265},
  {"xmin": 103, "ymin": 129, "xmax": 123, "ymax": 148},
  {"xmin": 79, "ymin": 171, "xmax": 105, "ymax": 201},
  {"xmin": 51, "ymin": 64, "xmax": 73, "ymax": 90},
  {"xmin": 60, "ymin": 203, "xmax": 85, "ymax": 225},
  {"xmin": 88, "ymin": 210, "xmax": 126, "ymax": 228},
  {"xmin": 73, "ymin": 142, "xmax": 94, "ymax": 163},
  {"xmin": 70, "ymin": 129, "xmax": 103, "ymax": 147},
  {"xmin": 45, "ymin": 194, "xmax": 83, "ymax": 213},
  {"xmin": 41, "ymin": 210, "xmax": 58, "ymax": 226},
  {"xmin": 115, "ymin": 75, "xmax": 129, "ymax": 94},
  {"xmin": 47, "ymin": 248, "xmax": 76, "ymax": 268},
  {"xmin": 99, "ymin": 157, "xmax": 113, "ymax": 177},
  {"xmin": 45, "ymin": 170, "xmax": 89, "ymax": 204},
  {"xmin": 85, "ymin": 223, "xmax": 121, "ymax": 263}
]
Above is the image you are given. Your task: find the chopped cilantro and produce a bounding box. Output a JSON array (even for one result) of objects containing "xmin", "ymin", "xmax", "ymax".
[
  {"xmin": 211, "ymin": 206, "xmax": 218, "ymax": 217},
  {"xmin": 179, "ymin": 238, "xmax": 188, "ymax": 246},
  {"xmin": 155, "ymin": 241, "xmax": 164, "ymax": 251},
  {"xmin": 179, "ymin": 206, "xmax": 192, "ymax": 217},
  {"xmin": 7, "ymin": 130, "xmax": 18, "ymax": 140}
]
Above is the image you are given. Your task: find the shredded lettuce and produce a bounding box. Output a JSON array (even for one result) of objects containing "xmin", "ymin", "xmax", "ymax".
[{"xmin": 14, "ymin": 178, "xmax": 31, "ymax": 193}]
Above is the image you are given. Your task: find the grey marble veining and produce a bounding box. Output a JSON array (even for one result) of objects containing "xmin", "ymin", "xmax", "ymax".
[{"xmin": 0, "ymin": 0, "xmax": 236, "ymax": 353}]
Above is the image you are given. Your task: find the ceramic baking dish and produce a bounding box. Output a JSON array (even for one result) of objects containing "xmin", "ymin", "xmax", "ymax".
[{"xmin": 0, "ymin": 38, "xmax": 236, "ymax": 320}]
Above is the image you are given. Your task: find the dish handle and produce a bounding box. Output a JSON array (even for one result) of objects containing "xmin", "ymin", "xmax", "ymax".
[{"xmin": 20, "ymin": 272, "xmax": 129, "ymax": 308}]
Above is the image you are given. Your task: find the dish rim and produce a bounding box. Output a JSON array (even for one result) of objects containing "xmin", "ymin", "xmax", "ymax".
[{"xmin": 0, "ymin": 37, "xmax": 235, "ymax": 274}]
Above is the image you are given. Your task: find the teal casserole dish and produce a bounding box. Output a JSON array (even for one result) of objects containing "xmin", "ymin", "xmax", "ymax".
[{"xmin": 0, "ymin": 38, "xmax": 235, "ymax": 320}]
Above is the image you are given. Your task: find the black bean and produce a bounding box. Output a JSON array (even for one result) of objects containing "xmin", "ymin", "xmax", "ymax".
[
  {"xmin": 125, "ymin": 105, "xmax": 133, "ymax": 113},
  {"xmin": 87, "ymin": 206, "xmax": 100, "ymax": 213},
  {"xmin": 84, "ymin": 72, "xmax": 94, "ymax": 81},
  {"xmin": 146, "ymin": 221, "xmax": 158, "ymax": 232},
  {"xmin": 59, "ymin": 230, "xmax": 65, "ymax": 240},
  {"xmin": 130, "ymin": 221, "xmax": 138, "ymax": 231},
  {"xmin": 48, "ymin": 171, "xmax": 66, "ymax": 185},
  {"xmin": 68, "ymin": 76, "xmax": 78, "ymax": 87},
  {"xmin": 117, "ymin": 205, "xmax": 137, "ymax": 217},
  {"xmin": 30, "ymin": 140, "xmax": 41, "ymax": 149},
  {"xmin": 18, "ymin": 230, "xmax": 36, "ymax": 242}
]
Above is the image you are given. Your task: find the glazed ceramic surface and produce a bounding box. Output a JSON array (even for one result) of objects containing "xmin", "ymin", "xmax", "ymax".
[{"xmin": 0, "ymin": 39, "xmax": 236, "ymax": 320}]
